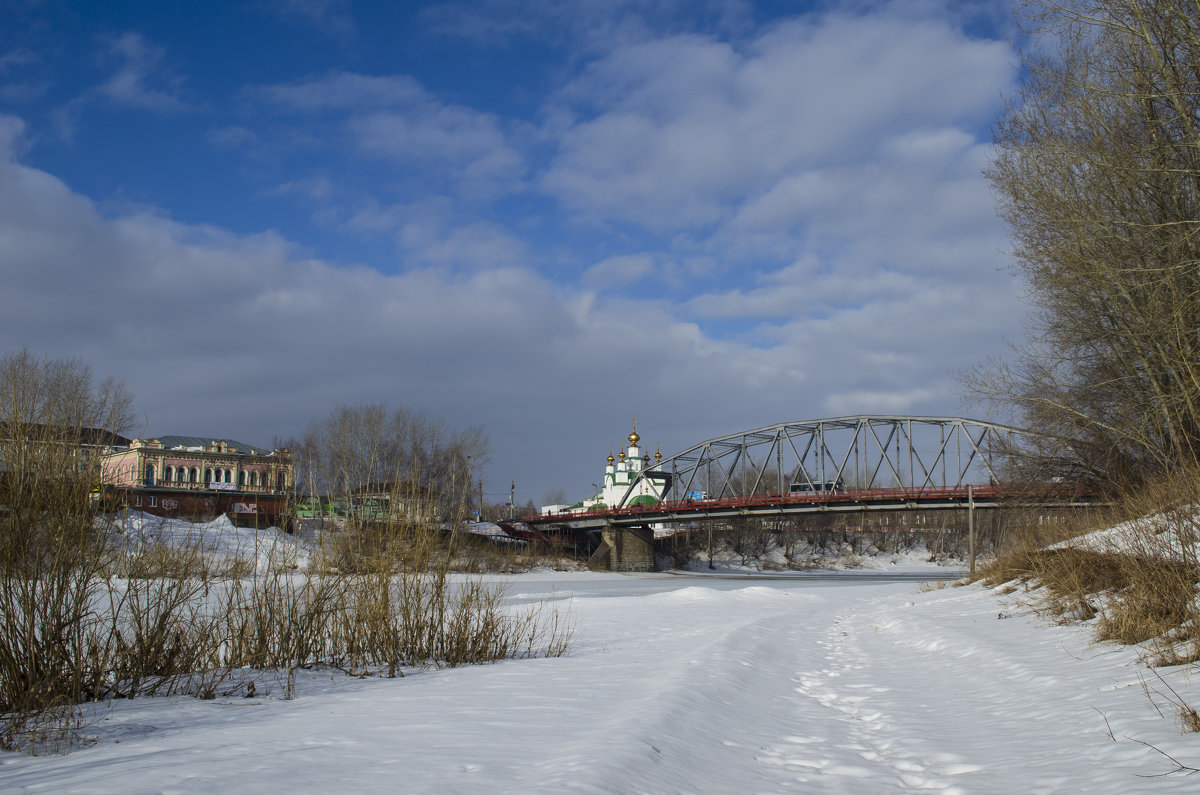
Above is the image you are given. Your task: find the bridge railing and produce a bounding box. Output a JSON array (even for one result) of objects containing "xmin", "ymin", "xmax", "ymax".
[
  {"xmin": 523, "ymin": 485, "xmax": 1026, "ymax": 524},
  {"xmin": 524, "ymin": 484, "xmax": 1103, "ymax": 524}
]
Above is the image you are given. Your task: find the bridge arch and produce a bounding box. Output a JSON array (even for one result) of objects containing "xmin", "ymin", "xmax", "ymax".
[{"xmin": 617, "ymin": 415, "xmax": 1029, "ymax": 510}]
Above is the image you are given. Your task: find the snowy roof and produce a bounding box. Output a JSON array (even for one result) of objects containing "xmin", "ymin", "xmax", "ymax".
[{"xmin": 153, "ymin": 435, "xmax": 270, "ymax": 454}]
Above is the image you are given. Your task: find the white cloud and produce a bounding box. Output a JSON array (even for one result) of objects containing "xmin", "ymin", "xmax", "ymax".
[
  {"xmin": 583, "ymin": 254, "xmax": 657, "ymax": 288},
  {"xmin": 344, "ymin": 198, "xmax": 529, "ymax": 270},
  {"xmin": 0, "ymin": 47, "xmax": 46, "ymax": 103},
  {"xmin": 207, "ymin": 125, "xmax": 257, "ymax": 149},
  {"xmin": 0, "ymin": 118, "xmax": 1014, "ymax": 499},
  {"xmin": 269, "ymin": 0, "xmax": 355, "ymax": 38},
  {"xmin": 252, "ymin": 71, "xmax": 526, "ymax": 191},
  {"xmin": 543, "ymin": 13, "xmax": 1012, "ymax": 230},
  {"xmin": 47, "ymin": 33, "xmax": 191, "ymax": 142},
  {"xmin": 0, "ymin": 6, "xmax": 1030, "ymax": 500},
  {"xmin": 419, "ymin": 0, "xmax": 754, "ymax": 53},
  {"xmin": 0, "ymin": 114, "xmax": 28, "ymax": 159},
  {"xmin": 254, "ymin": 72, "xmax": 427, "ymax": 112},
  {"xmin": 0, "ymin": 48, "xmax": 37, "ymax": 71},
  {"xmin": 351, "ymin": 109, "xmax": 523, "ymax": 185},
  {"xmin": 823, "ymin": 388, "xmax": 941, "ymax": 417},
  {"xmin": 95, "ymin": 33, "xmax": 190, "ymax": 112}
]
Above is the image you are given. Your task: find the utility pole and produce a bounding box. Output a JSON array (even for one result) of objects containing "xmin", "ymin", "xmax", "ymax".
[
  {"xmin": 509, "ymin": 481, "xmax": 515, "ymax": 520},
  {"xmin": 478, "ymin": 479, "xmax": 483, "ymax": 522},
  {"xmin": 968, "ymin": 484, "xmax": 976, "ymax": 577}
]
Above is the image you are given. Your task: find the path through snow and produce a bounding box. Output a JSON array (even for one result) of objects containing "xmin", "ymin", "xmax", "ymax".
[{"xmin": 1, "ymin": 574, "xmax": 1196, "ymax": 792}]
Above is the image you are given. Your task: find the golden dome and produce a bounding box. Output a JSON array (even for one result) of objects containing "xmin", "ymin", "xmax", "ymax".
[
  {"xmin": 618, "ymin": 447, "xmax": 627, "ymax": 462},
  {"xmin": 642, "ymin": 454, "xmax": 650, "ymax": 464},
  {"xmin": 628, "ymin": 417, "xmax": 640, "ymax": 447},
  {"xmin": 654, "ymin": 443, "xmax": 662, "ymax": 463},
  {"xmin": 607, "ymin": 447, "xmax": 615, "ymax": 466}
]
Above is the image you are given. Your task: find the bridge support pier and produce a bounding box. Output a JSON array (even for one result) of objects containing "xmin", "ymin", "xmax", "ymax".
[{"xmin": 588, "ymin": 524, "xmax": 655, "ymax": 572}]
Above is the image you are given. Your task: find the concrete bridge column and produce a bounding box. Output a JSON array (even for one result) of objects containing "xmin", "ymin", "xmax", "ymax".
[{"xmin": 588, "ymin": 524, "xmax": 655, "ymax": 572}]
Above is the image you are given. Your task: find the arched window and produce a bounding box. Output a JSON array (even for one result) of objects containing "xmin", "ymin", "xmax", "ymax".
[
  {"xmin": 190, "ymin": 467, "xmax": 198, "ymax": 483},
  {"xmin": 224, "ymin": 469, "xmax": 232, "ymax": 483},
  {"xmin": 205, "ymin": 468, "xmax": 213, "ymax": 484},
  {"xmin": 145, "ymin": 464, "xmax": 155, "ymax": 486},
  {"xmin": 238, "ymin": 470, "xmax": 245, "ymax": 486},
  {"xmin": 249, "ymin": 471, "xmax": 258, "ymax": 487}
]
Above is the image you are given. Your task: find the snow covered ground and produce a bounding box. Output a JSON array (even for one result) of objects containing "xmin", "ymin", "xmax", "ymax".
[
  {"xmin": 109, "ymin": 511, "xmax": 311, "ymax": 572},
  {"xmin": 678, "ymin": 547, "xmax": 965, "ymax": 577},
  {"xmin": 3, "ymin": 570, "xmax": 1198, "ymax": 793}
]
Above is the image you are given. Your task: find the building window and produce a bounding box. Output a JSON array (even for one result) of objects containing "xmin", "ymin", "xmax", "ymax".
[
  {"xmin": 224, "ymin": 469, "xmax": 232, "ymax": 483},
  {"xmin": 238, "ymin": 470, "xmax": 245, "ymax": 486},
  {"xmin": 205, "ymin": 468, "xmax": 213, "ymax": 484},
  {"xmin": 145, "ymin": 464, "xmax": 155, "ymax": 486},
  {"xmin": 134, "ymin": 495, "xmax": 142, "ymax": 507},
  {"xmin": 149, "ymin": 496, "xmax": 157, "ymax": 508}
]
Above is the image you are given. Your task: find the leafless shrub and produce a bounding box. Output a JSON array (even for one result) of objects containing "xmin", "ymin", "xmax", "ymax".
[{"xmin": 1, "ymin": 369, "xmax": 572, "ymax": 753}]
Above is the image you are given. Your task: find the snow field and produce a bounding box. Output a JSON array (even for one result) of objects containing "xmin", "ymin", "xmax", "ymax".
[
  {"xmin": 109, "ymin": 511, "xmax": 310, "ymax": 573},
  {"xmin": 1, "ymin": 574, "xmax": 1197, "ymax": 793}
]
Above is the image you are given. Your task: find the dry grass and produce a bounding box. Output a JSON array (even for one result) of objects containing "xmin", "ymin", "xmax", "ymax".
[
  {"xmin": 0, "ymin": 361, "xmax": 575, "ymax": 751},
  {"xmin": 975, "ymin": 469, "xmax": 1200, "ymax": 667},
  {"xmin": 973, "ymin": 475, "xmax": 1200, "ymax": 739},
  {"xmin": 1, "ymin": 512, "xmax": 574, "ymax": 752}
]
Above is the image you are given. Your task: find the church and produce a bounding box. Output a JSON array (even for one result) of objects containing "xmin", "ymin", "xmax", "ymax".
[{"xmin": 544, "ymin": 420, "xmax": 665, "ymax": 514}]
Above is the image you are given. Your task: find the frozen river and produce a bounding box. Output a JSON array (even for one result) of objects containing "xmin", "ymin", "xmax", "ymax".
[{"xmin": 3, "ymin": 570, "xmax": 1197, "ymax": 793}]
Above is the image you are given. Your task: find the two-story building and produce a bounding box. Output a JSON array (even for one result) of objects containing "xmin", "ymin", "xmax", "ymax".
[{"xmin": 99, "ymin": 435, "xmax": 294, "ymax": 525}]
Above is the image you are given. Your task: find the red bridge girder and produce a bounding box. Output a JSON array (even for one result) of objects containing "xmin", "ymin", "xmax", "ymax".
[{"xmin": 523, "ymin": 484, "xmax": 1095, "ymax": 526}]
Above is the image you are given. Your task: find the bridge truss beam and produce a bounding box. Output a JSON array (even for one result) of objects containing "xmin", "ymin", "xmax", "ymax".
[{"xmin": 620, "ymin": 415, "xmax": 1025, "ymax": 510}]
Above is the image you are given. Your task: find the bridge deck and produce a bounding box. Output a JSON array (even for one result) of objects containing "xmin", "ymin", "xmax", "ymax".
[{"xmin": 524, "ymin": 485, "xmax": 1095, "ymax": 529}]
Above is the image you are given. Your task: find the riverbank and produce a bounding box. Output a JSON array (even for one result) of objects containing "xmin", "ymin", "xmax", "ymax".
[{"xmin": 3, "ymin": 571, "xmax": 1196, "ymax": 792}]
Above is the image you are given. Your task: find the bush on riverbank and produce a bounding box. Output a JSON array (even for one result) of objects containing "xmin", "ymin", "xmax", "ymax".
[{"xmin": 976, "ymin": 469, "xmax": 1200, "ymax": 670}]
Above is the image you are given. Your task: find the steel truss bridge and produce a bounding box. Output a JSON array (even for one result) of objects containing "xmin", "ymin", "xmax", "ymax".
[{"xmin": 525, "ymin": 415, "xmax": 1096, "ymax": 530}]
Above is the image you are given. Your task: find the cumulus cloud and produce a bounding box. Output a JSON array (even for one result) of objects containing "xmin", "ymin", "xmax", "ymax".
[
  {"xmin": 0, "ymin": 47, "xmax": 46, "ymax": 103},
  {"xmin": 543, "ymin": 14, "xmax": 1011, "ymax": 230},
  {"xmin": 207, "ymin": 125, "xmax": 257, "ymax": 149},
  {"xmin": 583, "ymin": 254, "xmax": 657, "ymax": 288},
  {"xmin": 95, "ymin": 33, "xmax": 191, "ymax": 112},
  {"xmin": 253, "ymin": 72, "xmax": 428, "ymax": 112},
  {"xmin": 268, "ymin": 0, "xmax": 356, "ymax": 39},
  {"xmin": 250, "ymin": 71, "xmax": 525, "ymax": 193},
  {"xmin": 419, "ymin": 0, "xmax": 754, "ymax": 53},
  {"xmin": 0, "ymin": 122, "xmax": 811, "ymax": 495},
  {"xmin": 0, "ymin": 5, "xmax": 1029, "ymax": 499},
  {"xmin": 47, "ymin": 32, "xmax": 192, "ymax": 142}
]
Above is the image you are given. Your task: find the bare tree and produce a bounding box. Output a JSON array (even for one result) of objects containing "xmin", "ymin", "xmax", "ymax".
[
  {"xmin": 0, "ymin": 351, "xmax": 134, "ymax": 725},
  {"xmin": 0, "ymin": 349, "xmax": 134, "ymax": 529},
  {"xmin": 293, "ymin": 403, "xmax": 488, "ymax": 525},
  {"xmin": 976, "ymin": 0, "xmax": 1200, "ymax": 487}
]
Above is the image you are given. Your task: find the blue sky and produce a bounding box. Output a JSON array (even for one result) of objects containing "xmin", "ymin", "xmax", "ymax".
[{"xmin": 0, "ymin": 0, "xmax": 1023, "ymax": 504}]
